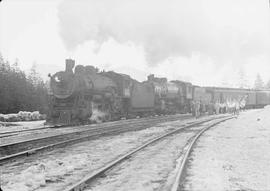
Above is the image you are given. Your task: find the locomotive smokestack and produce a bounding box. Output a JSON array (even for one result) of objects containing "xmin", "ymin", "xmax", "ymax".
[{"xmin": 65, "ymin": 59, "xmax": 75, "ymax": 73}]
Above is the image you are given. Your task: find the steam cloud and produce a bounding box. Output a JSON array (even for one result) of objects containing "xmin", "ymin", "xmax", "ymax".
[{"xmin": 58, "ymin": 0, "xmax": 270, "ymax": 65}]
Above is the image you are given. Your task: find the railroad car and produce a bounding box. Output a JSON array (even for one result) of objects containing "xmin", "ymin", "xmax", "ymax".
[
  {"xmin": 191, "ymin": 86, "xmax": 213, "ymax": 114},
  {"xmin": 205, "ymin": 87, "xmax": 260, "ymax": 109},
  {"xmin": 129, "ymin": 81, "xmax": 155, "ymax": 116},
  {"xmin": 193, "ymin": 86, "xmax": 212, "ymax": 104},
  {"xmin": 256, "ymin": 90, "xmax": 270, "ymax": 108}
]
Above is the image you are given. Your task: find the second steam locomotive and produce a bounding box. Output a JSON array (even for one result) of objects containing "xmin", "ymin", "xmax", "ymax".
[{"xmin": 46, "ymin": 59, "xmax": 270, "ymax": 125}]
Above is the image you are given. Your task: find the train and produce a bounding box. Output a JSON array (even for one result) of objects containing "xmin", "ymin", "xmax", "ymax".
[{"xmin": 46, "ymin": 59, "xmax": 270, "ymax": 125}]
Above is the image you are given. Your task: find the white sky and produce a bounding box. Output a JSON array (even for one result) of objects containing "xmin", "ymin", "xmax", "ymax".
[{"xmin": 0, "ymin": 0, "xmax": 269, "ymax": 87}]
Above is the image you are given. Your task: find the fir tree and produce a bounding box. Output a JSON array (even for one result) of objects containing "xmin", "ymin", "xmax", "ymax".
[
  {"xmin": 254, "ymin": 74, "xmax": 264, "ymax": 90},
  {"xmin": 0, "ymin": 54, "xmax": 48, "ymax": 114},
  {"xmin": 238, "ymin": 69, "xmax": 249, "ymax": 88},
  {"xmin": 265, "ymin": 79, "xmax": 270, "ymax": 89}
]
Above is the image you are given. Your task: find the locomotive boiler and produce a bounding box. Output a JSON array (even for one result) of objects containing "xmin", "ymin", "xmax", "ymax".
[
  {"xmin": 47, "ymin": 59, "xmax": 119, "ymax": 125},
  {"xmin": 147, "ymin": 75, "xmax": 192, "ymax": 114},
  {"xmin": 47, "ymin": 59, "xmax": 155, "ymax": 125}
]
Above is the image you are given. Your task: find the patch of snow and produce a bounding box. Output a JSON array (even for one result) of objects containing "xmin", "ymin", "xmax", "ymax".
[
  {"xmin": 0, "ymin": 111, "xmax": 45, "ymax": 122},
  {"xmin": 84, "ymin": 117, "xmax": 228, "ymax": 191},
  {"xmin": 1, "ymin": 114, "xmax": 230, "ymax": 191},
  {"xmin": 184, "ymin": 108, "xmax": 270, "ymax": 190},
  {"xmin": 1, "ymin": 119, "xmax": 192, "ymax": 191},
  {"xmin": 85, "ymin": 131, "xmax": 196, "ymax": 191},
  {"xmin": 0, "ymin": 120, "xmax": 46, "ymax": 133}
]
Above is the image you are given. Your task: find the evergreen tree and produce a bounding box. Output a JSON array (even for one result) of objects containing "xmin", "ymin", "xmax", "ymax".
[
  {"xmin": 265, "ymin": 79, "xmax": 270, "ymax": 89},
  {"xmin": 254, "ymin": 74, "xmax": 264, "ymax": 90},
  {"xmin": 0, "ymin": 54, "xmax": 48, "ymax": 114},
  {"xmin": 28, "ymin": 62, "xmax": 42, "ymax": 86},
  {"xmin": 238, "ymin": 69, "xmax": 249, "ymax": 89}
]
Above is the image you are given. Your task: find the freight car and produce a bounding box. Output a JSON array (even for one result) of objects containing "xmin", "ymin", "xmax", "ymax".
[
  {"xmin": 255, "ymin": 90, "xmax": 270, "ymax": 108},
  {"xmin": 205, "ymin": 87, "xmax": 256, "ymax": 109},
  {"xmin": 193, "ymin": 86, "xmax": 212, "ymax": 105},
  {"xmin": 205, "ymin": 87, "xmax": 270, "ymax": 109}
]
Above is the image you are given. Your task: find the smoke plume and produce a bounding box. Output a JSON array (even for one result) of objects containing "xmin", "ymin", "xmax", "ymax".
[{"xmin": 57, "ymin": 0, "xmax": 270, "ymax": 65}]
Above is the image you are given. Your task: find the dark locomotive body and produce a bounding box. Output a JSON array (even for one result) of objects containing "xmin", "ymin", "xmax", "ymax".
[
  {"xmin": 47, "ymin": 59, "xmax": 156, "ymax": 125},
  {"xmin": 146, "ymin": 75, "xmax": 192, "ymax": 114},
  {"xmin": 47, "ymin": 59, "xmax": 270, "ymax": 125}
]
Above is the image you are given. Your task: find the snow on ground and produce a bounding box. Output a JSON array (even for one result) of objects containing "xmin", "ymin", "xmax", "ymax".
[
  {"xmin": 184, "ymin": 108, "xmax": 270, "ymax": 191},
  {"xmin": 0, "ymin": 120, "xmax": 46, "ymax": 133},
  {"xmin": 84, "ymin": 118, "xmax": 224, "ymax": 191},
  {"xmin": 0, "ymin": 114, "xmax": 228, "ymax": 191},
  {"xmin": 0, "ymin": 111, "xmax": 45, "ymax": 122},
  {"xmin": 1, "ymin": 117, "xmax": 199, "ymax": 191},
  {"xmin": 85, "ymin": 131, "xmax": 195, "ymax": 191}
]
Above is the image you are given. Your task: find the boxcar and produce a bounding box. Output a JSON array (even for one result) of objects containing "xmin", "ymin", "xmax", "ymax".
[
  {"xmin": 256, "ymin": 90, "xmax": 270, "ymax": 107},
  {"xmin": 193, "ymin": 86, "xmax": 212, "ymax": 104},
  {"xmin": 205, "ymin": 87, "xmax": 256, "ymax": 108}
]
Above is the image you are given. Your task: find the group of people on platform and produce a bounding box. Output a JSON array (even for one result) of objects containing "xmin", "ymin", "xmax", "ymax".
[{"xmin": 191, "ymin": 98, "xmax": 246, "ymax": 118}]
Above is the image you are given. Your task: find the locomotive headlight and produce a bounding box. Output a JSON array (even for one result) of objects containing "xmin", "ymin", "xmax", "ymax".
[
  {"xmin": 54, "ymin": 76, "xmax": 60, "ymax": 82},
  {"xmin": 55, "ymin": 76, "xmax": 60, "ymax": 83},
  {"xmin": 50, "ymin": 71, "xmax": 75, "ymax": 99}
]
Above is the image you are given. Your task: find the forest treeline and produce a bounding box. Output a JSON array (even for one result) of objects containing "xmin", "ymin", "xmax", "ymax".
[{"xmin": 0, "ymin": 54, "xmax": 48, "ymax": 114}]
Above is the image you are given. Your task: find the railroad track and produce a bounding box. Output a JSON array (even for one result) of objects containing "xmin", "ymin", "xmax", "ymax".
[
  {"xmin": 0, "ymin": 114, "xmax": 190, "ymax": 139},
  {"xmin": 170, "ymin": 117, "xmax": 232, "ymax": 191},
  {"xmin": 62, "ymin": 115, "xmax": 234, "ymax": 191},
  {"xmin": 0, "ymin": 114, "xmax": 192, "ymax": 164},
  {"xmin": 0, "ymin": 126, "xmax": 51, "ymax": 138},
  {"xmin": 0, "ymin": 121, "xmax": 78, "ymax": 139}
]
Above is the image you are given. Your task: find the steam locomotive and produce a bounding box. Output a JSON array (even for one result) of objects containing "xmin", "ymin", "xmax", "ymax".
[{"xmin": 46, "ymin": 59, "xmax": 270, "ymax": 125}]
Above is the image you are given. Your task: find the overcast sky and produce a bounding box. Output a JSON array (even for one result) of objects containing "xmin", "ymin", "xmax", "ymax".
[{"xmin": 0, "ymin": 0, "xmax": 269, "ymax": 87}]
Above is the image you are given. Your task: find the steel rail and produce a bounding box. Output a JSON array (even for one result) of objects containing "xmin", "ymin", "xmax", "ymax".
[
  {"xmin": 170, "ymin": 116, "xmax": 235, "ymax": 191},
  {"xmin": 0, "ymin": 114, "xmax": 190, "ymax": 138},
  {"xmin": 0, "ymin": 126, "xmax": 50, "ymax": 136},
  {"xmin": 0, "ymin": 124, "xmax": 152, "ymax": 164},
  {"xmin": 0, "ymin": 114, "xmax": 189, "ymax": 150},
  {"xmin": 0, "ymin": 133, "xmax": 20, "ymax": 138},
  {"xmin": 0, "ymin": 114, "xmax": 192, "ymax": 164},
  {"xmin": 63, "ymin": 116, "xmax": 233, "ymax": 191}
]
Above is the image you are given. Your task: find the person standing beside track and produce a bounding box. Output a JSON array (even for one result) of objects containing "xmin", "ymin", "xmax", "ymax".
[
  {"xmin": 215, "ymin": 101, "xmax": 220, "ymax": 115},
  {"xmin": 195, "ymin": 100, "xmax": 201, "ymax": 118},
  {"xmin": 235, "ymin": 100, "xmax": 240, "ymax": 116},
  {"xmin": 231, "ymin": 99, "xmax": 236, "ymax": 115},
  {"xmin": 208, "ymin": 101, "xmax": 214, "ymax": 115}
]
